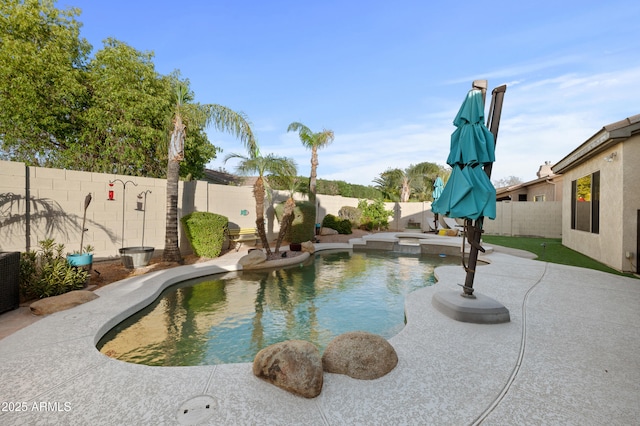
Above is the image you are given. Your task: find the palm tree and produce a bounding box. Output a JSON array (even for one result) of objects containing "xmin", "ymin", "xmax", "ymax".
[
  {"xmin": 286, "ymin": 122, "xmax": 334, "ymax": 205},
  {"xmin": 164, "ymin": 81, "xmax": 256, "ymax": 263},
  {"xmin": 225, "ymin": 145, "xmax": 296, "ymax": 257},
  {"xmin": 374, "ymin": 162, "xmax": 444, "ymax": 202},
  {"xmin": 273, "ymin": 176, "xmax": 305, "ymax": 254},
  {"xmin": 373, "ymin": 169, "xmax": 403, "ymax": 202}
]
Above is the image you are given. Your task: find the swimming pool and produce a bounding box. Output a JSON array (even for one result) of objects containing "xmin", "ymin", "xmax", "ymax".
[{"xmin": 97, "ymin": 250, "xmax": 458, "ymax": 366}]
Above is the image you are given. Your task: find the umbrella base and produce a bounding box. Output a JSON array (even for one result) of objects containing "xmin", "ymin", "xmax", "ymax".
[{"xmin": 432, "ymin": 290, "xmax": 510, "ymax": 324}]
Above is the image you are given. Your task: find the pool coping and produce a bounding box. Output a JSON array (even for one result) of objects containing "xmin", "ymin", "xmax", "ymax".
[{"xmin": 1, "ymin": 234, "xmax": 639, "ymax": 424}]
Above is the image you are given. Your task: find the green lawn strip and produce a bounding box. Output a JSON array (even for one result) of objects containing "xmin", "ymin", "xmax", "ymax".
[{"xmin": 482, "ymin": 235, "xmax": 636, "ymax": 278}]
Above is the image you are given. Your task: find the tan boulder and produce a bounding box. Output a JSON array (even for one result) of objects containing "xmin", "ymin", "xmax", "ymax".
[
  {"xmin": 301, "ymin": 241, "xmax": 315, "ymax": 254},
  {"xmin": 238, "ymin": 250, "xmax": 267, "ymax": 268},
  {"xmin": 253, "ymin": 340, "xmax": 323, "ymax": 398},
  {"xmin": 322, "ymin": 331, "xmax": 398, "ymax": 380},
  {"xmin": 320, "ymin": 227, "xmax": 338, "ymax": 236},
  {"xmin": 30, "ymin": 290, "xmax": 98, "ymax": 316}
]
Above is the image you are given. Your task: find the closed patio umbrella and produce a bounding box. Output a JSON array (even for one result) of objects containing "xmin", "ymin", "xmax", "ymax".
[
  {"xmin": 432, "ymin": 176, "xmax": 444, "ymax": 201},
  {"xmin": 431, "ymin": 80, "xmax": 509, "ymax": 324},
  {"xmin": 431, "ymin": 176, "xmax": 445, "ymax": 232},
  {"xmin": 432, "ymin": 89, "xmax": 496, "ymax": 220}
]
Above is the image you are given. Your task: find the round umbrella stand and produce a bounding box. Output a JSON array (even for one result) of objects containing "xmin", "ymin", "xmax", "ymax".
[{"xmin": 432, "ymin": 290, "xmax": 510, "ymax": 324}]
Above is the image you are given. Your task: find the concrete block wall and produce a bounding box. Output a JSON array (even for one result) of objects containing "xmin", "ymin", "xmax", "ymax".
[
  {"xmin": 1, "ymin": 160, "xmax": 563, "ymax": 261},
  {"xmin": 483, "ymin": 201, "xmax": 562, "ymax": 238}
]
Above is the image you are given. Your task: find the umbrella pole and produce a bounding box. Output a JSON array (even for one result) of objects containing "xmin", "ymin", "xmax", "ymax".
[{"xmin": 461, "ymin": 84, "xmax": 507, "ymax": 297}]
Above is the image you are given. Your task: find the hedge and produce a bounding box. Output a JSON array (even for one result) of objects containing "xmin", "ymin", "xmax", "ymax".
[{"xmin": 181, "ymin": 212, "xmax": 228, "ymax": 258}]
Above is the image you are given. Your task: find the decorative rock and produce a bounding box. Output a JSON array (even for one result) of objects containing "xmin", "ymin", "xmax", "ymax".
[
  {"xmin": 320, "ymin": 227, "xmax": 338, "ymax": 236},
  {"xmin": 253, "ymin": 340, "xmax": 323, "ymax": 398},
  {"xmin": 322, "ymin": 331, "xmax": 398, "ymax": 380},
  {"xmin": 301, "ymin": 241, "xmax": 315, "ymax": 254},
  {"xmin": 30, "ymin": 290, "xmax": 98, "ymax": 316},
  {"xmin": 238, "ymin": 250, "xmax": 267, "ymax": 267}
]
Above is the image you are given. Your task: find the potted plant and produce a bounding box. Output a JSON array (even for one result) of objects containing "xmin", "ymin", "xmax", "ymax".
[
  {"xmin": 67, "ymin": 193, "xmax": 93, "ymax": 270},
  {"xmin": 67, "ymin": 245, "xmax": 94, "ymax": 270}
]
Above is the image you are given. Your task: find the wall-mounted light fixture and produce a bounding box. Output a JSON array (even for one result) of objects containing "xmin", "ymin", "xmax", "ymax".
[{"xmin": 604, "ymin": 152, "xmax": 617, "ymax": 162}]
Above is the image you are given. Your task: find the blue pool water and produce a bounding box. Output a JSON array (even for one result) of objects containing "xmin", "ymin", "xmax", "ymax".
[{"xmin": 97, "ymin": 250, "xmax": 458, "ymax": 366}]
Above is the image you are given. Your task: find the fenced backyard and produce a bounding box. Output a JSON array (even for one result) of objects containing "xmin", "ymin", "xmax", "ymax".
[{"xmin": 0, "ymin": 160, "xmax": 561, "ymax": 260}]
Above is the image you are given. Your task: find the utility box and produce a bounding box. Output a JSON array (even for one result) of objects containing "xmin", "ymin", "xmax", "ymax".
[{"xmin": 0, "ymin": 252, "xmax": 20, "ymax": 314}]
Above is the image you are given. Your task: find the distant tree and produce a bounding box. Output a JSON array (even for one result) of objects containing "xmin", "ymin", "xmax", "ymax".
[
  {"xmin": 225, "ymin": 146, "xmax": 296, "ymax": 257},
  {"xmin": 493, "ymin": 176, "xmax": 523, "ymax": 189},
  {"xmin": 76, "ymin": 38, "xmax": 172, "ymax": 176},
  {"xmin": 373, "ymin": 162, "xmax": 444, "ymax": 202},
  {"xmin": 0, "ymin": 0, "xmax": 90, "ymax": 165},
  {"xmin": 373, "ymin": 169, "xmax": 402, "ymax": 201},
  {"xmin": 164, "ymin": 81, "xmax": 255, "ymax": 262},
  {"xmin": 287, "ymin": 122, "xmax": 335, "ymax": 205},
  {"xmin": 180, "ymin": 127, "xmax": 221, "ymax": 180}
]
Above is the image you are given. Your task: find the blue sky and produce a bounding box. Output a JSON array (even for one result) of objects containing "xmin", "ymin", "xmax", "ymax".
[{"xmin": 60, "ymin": 0, "xmax": 640, "ymax": 186}]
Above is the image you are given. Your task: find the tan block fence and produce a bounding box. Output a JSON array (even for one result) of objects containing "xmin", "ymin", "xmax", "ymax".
[{"xmin": 0, "ymin": 160, "xmax": 561, "ymax": 260}]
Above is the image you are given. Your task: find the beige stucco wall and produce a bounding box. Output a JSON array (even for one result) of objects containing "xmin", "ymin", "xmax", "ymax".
[
  {"xmin": 560, "ymin": 138, "xmax": 639, "ymax": 272},
  {"xmin": 622, "ymin": 137, "xmax": 640, "ymax": 272},
  {"xmin": 527, "ymin": 179, "xmax": 563, "ymax": 202},
  {"xmin": 483, "ymin": 201, "xmax": 562, "ymax": 238},
  {"xmin": 497, "ymin": 177, "xmax": 563, "ymax": 202}
]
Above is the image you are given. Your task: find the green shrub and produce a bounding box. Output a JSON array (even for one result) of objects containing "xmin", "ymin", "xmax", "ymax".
[
  {"xmin": 286, "ymin": 201, "xmax": 316, "ymax": 243},
  {"xmin": 322, "ymin": 214, "xmax": 352, "ymax": 234},
  {"xmin": 338, "ymin": 206, "xmax": 361, "ymax": 227},
  {"xmin": 19, "ymin": 239, "xmax": 88, "ymax": 300},
  {"xmin": 358, "ymin": 199, "xmax": 392, "ymax": 231},
  {"xmin": 181, "ymin": 212, "xmax": 228, "ymax": 258}
]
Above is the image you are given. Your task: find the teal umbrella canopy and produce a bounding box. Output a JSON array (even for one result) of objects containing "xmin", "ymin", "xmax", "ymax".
[
  {"xmin": 446, "ymin": 90, "xmax": 496, "ymax": 167},
  {"xmin": 432, "ymin": 176, "xmax": 444, "ymax": 202},
  {"xmin": 432, "ymin": 89, "xmax": 496, "ymax": 220}
]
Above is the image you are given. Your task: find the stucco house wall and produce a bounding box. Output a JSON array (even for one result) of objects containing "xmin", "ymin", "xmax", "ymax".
[{"xmin": 553, "ymin": 115, "xmax": 639, "ymax": 273}]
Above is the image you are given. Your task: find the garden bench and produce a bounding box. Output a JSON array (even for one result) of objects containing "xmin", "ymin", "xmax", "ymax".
[{"xmin": 228, "ymin": 228, "xmax": 258, "ymax": 251}]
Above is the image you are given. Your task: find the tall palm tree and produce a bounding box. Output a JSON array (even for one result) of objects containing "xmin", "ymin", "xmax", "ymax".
[
  {"xmin": 164, "ymin": 81, "xmax": 256, "ymax": 262},
  {"xmin": 287, "ymin": 122, "xmax": 334, "ymax": 205},
  {"xmin": 225, "ymin": 145, "xmax": 296, "ymax": 257},
  {"xmin": 273, "ymin": 176, "xmax": 305, "ymax": 254}
]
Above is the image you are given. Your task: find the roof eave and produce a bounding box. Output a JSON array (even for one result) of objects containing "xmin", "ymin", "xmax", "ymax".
[{"xmin": 552, "ymin": 115, "xmax": 640, "ymax": 175}]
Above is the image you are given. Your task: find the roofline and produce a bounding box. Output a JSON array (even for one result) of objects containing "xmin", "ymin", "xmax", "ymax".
[
  {"xmin": 552, "ymin": 114, "xmax": 640, "ymax": 174},
  {"xmin": 495, "ymin": 174, "xmax": 560, "ymax": 195}
]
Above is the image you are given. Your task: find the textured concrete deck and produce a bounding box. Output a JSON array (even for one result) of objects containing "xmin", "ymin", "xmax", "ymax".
[{"xmin": 1, "ymin": 236, "xmax": 639, "ymax": 425}]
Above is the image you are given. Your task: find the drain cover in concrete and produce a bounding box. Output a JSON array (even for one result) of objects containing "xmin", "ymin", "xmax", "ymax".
[
  {"xmin": 177, "ymin": 395, "xmax": 216, "ymax": 425},
  {"xmin": 432, "ymin": 290, "xmax": 510, "ymax": 324}
]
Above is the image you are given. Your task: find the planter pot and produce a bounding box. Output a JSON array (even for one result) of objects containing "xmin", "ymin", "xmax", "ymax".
[
  {"xmin": 67, "ymin": 253, "xmax": 93, "ymax": 268},
  {"xmin": 289, "ymin": 243, "xmax": 302, "ymax": 252},
  {"xmin": 67, "ymin": 253, "xmax": 93, "ymax": 287},
  {"xmin": 119, "ymin": 247, "xmax": 154, "ymax": 269}
]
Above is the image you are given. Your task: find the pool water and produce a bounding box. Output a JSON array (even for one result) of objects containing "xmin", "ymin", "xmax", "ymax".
[{"xmin": 97, "ymin": 250, "xmax": 458, "ymax": 366}]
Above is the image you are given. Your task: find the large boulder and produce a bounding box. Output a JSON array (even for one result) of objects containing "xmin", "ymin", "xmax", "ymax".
[
  {"xmin": 238, "ymin": 250, "xmax": 267, "ymax": 268},
  {"xmin": 301, "ymin": 241, "xmax": 315, "ymax": 254},
  {"xmin": 320, "ymin": 227, "xmax": 338, "ymax": 236},
  {"xmin": 30, "ymin": 290, "xmax": 98, "ymax": 316},
  {"xmin": 322, "ymin": 331, "xmax": 398, "ymax": 380},
  {"xmin": 253, "ymin": 340, "xmax": 323, "ymax": 398}
]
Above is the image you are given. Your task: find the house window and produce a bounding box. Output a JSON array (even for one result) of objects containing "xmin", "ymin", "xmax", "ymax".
[
  {"xmin": 534, "ymin": 195, "xmax": 545, "ymax": 202},
  {"xmin": 518, "ymin": 194, "xmax": 527, "ymax": 201},
  {"xmin": 571, "ymin": 171, "xmax": 600, "ymax": 233}
]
